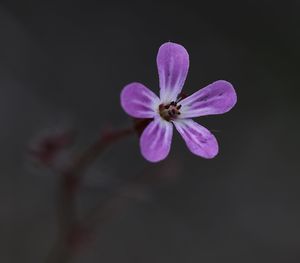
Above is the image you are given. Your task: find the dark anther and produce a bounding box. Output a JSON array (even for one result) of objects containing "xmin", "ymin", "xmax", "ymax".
[
  {"xmin": 170, "ymin": 101, "xmax": 176, "ymax": 106},
  {"xmin": 176, "ymin": 105, "xmax": 182, "ymax": 110},
  {"xmin": 177, "ymin": 112, "xmax": 181, "ymax": 115}
]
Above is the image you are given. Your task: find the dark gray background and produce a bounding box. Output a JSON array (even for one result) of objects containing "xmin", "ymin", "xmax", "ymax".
[{"xmin": 0, "ymin": 0, "xmax": 299, "ymax": 262}]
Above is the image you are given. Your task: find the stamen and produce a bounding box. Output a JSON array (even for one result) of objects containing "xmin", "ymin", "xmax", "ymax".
[{"xmin": 159, "ymin": 101, "xmax": 182, "ymax": 121}]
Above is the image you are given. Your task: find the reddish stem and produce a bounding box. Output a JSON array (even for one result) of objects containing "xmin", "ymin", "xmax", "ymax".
[{"xmin": 46, "ymin": 125, "xmax": 135, "ymax": 263}]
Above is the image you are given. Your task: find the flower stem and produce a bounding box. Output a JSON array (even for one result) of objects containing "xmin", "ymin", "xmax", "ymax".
[
  {"xmin": 46, "ymin": 124, "xmax": 136, "ymax": 263},
  {"xmin": 68, "ymin": 126, "xmax": 134, "ymax": 178}
]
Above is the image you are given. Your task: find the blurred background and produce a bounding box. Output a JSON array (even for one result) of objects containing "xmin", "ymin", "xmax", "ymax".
[{"xmin": 0, "ymin": 0, "xmax": 299, "ymax": 262}]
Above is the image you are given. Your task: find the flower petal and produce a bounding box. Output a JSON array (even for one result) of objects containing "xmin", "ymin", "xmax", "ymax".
[
  {"xmin": 173, "ymin": 119, "xmax": 218, "ymax": 159},
  {"xmin": 140, "ymin": 118, "xmax": 173, "ymax": 162},
  {"xmin": 120, "ymin": 82, "xmax": 160, "ymax": 118},
  {"xmin": 179, "ymin": 80, "xmax": 237, "ymax": 118},
  {"xmin": 157, "ymin": 42, "xmax": 189, "ymax": 103}
]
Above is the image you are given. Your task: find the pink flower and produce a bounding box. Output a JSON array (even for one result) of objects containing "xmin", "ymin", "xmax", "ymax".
[{"xmin": 121, "ymin": 42, "xmax": 237, "ymax": 162}]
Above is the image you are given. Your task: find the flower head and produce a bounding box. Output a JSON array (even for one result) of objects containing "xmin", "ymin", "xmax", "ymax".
[{"xmin": 121, "ymin": 42, "xmax": 237, "ymax": 162}]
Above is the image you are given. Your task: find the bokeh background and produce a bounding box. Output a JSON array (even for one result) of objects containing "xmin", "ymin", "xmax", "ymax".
[{"xmin": 0, "ymin": 0, "xmax": 299, "ymax": 262}]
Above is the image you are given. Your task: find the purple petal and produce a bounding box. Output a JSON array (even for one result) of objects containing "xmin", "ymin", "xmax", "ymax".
[
  {"xmin": 157, "ymin": 42, "xmax": 189, "ymax": 103},
  {"xmin": 173, "ymin": 119, "xmax": 218, "ymax": 159},
  {"xmin": 120, "ymin": 82, "xmax": 160, "ymax": 118},
  {"xmin": 179, "ymin": 80, "xmax": 237, "ymax": 118},
  {"xmin": 140, "ymin": 118, "xmax": 173, "ymax": 162}
]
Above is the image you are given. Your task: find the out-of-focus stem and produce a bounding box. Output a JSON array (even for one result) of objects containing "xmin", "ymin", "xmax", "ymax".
[
  {"xmin": 46, "ymin": 124, "xmax": 138, "ymax": 263},
  {"xmin": 69, "ymin": 126, "xmax": 134, "ymax": 178}
]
